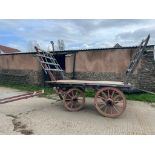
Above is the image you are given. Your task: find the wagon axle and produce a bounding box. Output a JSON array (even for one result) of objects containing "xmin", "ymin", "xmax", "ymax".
[{"xmin": 106, "ymin": 99, "xmax": 114, "ymax": 106}]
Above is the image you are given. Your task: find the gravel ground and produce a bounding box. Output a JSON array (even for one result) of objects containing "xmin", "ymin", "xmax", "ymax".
[{"xmin": 0, "ymin": 87, "xmax": 155, "ymax": 135}]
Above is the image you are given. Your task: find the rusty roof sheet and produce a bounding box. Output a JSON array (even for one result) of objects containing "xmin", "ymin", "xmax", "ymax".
[{"xmin": 0, "ymin": 45, "xmax": 21, "ymax": 54}]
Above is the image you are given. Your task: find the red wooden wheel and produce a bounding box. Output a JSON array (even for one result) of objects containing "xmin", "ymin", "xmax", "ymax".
[
  {"xmin": 64, "ymin": 88, "xmax": 85, "ymax": 112},
  {"xmin": 94, "ymin": 87, "xmax": 126, "ymax": 118}
]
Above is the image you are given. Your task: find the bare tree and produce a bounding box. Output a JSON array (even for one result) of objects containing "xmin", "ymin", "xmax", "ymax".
[
  {"xmin": 57, "ymin": 40, "xmax": 65, "ymax": 51},
  {"xmin": 27, "ymin": 40, "xmax": 40, "ymax": 52},
  {"xmin": 50, "ymin": 41, "xmax": 55, "ymax": 51}
]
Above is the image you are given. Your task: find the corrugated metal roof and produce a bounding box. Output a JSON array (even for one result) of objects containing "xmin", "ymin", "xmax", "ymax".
[
  {"xmin": 0, "ymin": 45, "xmax": 154, "ymax": 56},
  {"xmin": 47, "ymin": 45, "xmax": 155, "ymax": 55}
]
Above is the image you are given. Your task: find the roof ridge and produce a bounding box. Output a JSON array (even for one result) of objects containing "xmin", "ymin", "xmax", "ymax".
[{"xmin": 0, "ymin": 45, "xmax": 21, "ymax": 53}]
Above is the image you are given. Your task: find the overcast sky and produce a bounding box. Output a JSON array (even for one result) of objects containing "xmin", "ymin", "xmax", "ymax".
[{"xmin": 0, "ymin": 19, "xmax": 154, "ymax": 52}]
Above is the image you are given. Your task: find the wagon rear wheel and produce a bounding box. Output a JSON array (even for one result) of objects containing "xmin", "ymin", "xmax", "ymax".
[
  {"xmin": 64, "ymin": 88, "xmax": 85, "ymax": 112},
  {"xmin": 94, "ymin": 87, "xmax": 126, "ymax": 118}
]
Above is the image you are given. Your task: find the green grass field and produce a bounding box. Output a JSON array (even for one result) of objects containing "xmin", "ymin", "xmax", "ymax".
[
  {"xmin": 0, "ymin": 82, "xmax": 53, "ymax": 96},
  {"xmin": 0, "ymin": 83, "xmax": 155, "ymax": 103}
]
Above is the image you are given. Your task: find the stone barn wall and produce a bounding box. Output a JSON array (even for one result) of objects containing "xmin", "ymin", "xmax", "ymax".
[
  {"xmin": 66, "ymin": 46, "xmax": 155, "ymax": 91},
  {"xmin": 0, "ymin": 53, "xmax": 44, "ymax": 85},
  {"xmin": 66, "ymin": 48, "xmax": 138, "ymax": 81},
  {"xmin": 0, "ymin": 45, "xmax": 154, "ymax": 91},
  {"xmin": 135, "ymin": 50, "xmax": 155, "ymax": 91}
]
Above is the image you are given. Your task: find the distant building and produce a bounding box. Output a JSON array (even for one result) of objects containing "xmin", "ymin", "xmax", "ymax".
[
  {"xmin": 113, "ymin": 43, "xmax": 122, "ymax": 48},
  {"xmin": 0, "ymin": 45, "xmax": 21, "ymax": 54}
]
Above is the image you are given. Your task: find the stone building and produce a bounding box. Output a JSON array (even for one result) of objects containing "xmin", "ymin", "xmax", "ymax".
[{"xmin": 0, "ymin": 45, "xmax": 154, "ymax": 91}]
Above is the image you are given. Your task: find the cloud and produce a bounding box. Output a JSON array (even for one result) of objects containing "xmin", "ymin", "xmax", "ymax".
[
  {"xmin": 0, "ymin": 19, "xmax": 154, "ymax": 51},
  {"xmin": 116, "ymin": 26, "xmax": 155, "ymax": 45}
]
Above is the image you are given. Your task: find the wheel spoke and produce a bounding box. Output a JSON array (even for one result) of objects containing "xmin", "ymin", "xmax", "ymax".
[
  {"xmin": 113, "ymin": 94, "xmax": 121, "ymax": 101},
  {"xmin": 101, "ymin": 92, "xmax": 108, "ymax": 99},
  {"xmin": 113, "ymin": 104, "xmax": 120, "ymax": 113},
  {"xmin": 109, "ymin": 106, "xmax": 112, "ymax": 115},
  {"xmin": 65, "ymin": 99, "xmax": 72, "ymax": 101},
  {"xmin": 106, "ymin": 106, "xmax": 112, "ymax": 114},
  {"xmin": 66, "ymin": 101, "xmax": 72, "ymax": 105},
  {"xmin": 111, "ymin": 90, "xmax": 115, "ymax": 98},
  {"xmin": 70, "ymin": 103, "xmax": 74, "ymax": 108},
  {"xmin": 98, "ymin": 100, "xmax": 106, "ymax": 105},
  {"xmin": 115, "ymin": 103, "xmax": 124, "ymax": 109},
  {"xmin": 98, "ymin": 95, "xmax": 106, "ymax": 101},
  {"xmin": 75, "ymin": 101, "xmax": 81, "ymax": 107},
  {"xmin": 72, "ymin": 90, "xmax": 78, "ymax": 97},
  {"xmin": 103, "ymin": 106, "xmax": 108, "ymax": 113},
  {"xmin": 107, "ymin": 89, "xmax": 110, "ymax": 98},
  {"xmin": 67, "ymin": 93, "xmax": 73, "ymax": 98},
  {"xmin": 71, "ymin": 90, "xmax": 75, "ymax": 97},
  {"xmin": 75, "ymin": 92, "xmax": 79, "ymax": 98},
  {"xmin": 114, "ymin": 100, "xmax": 123, "ymax": 105},
  {"xmin": 114, "ymin": 101, "xmax": 120, "ymax": 104},
  {"xmin": 96, "ymin": 98, "xmax": 106, "ymax": 106},
  {"xmin": 100, "ymin": 104, "xmax": 106, "ymax": 110}
]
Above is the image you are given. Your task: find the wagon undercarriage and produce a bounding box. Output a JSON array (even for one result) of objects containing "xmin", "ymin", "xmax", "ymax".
[{"xmin": 46, "ymin": 80, "xmax": 130, "ymax": 117}]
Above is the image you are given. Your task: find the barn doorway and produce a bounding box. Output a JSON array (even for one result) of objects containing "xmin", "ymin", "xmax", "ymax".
[
  {"xmin": 43, "ymin": 54, "xmax": 66, "ymax": 83},
  {"xmin": 54, "ymin": 54, "xmax": 66, "ymax": 70}
]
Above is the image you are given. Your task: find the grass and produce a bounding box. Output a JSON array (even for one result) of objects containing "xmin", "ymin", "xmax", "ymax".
[
  {"xmin": 0, "ymin": 83, "xmax": 155, "ymax": 103},
  {"xmin": 0, "ymin": 82, "xmax": 54, "ymax": 96},
  {"xmin": 85, "ymin": 89, "xmax": 155, "ymax": 103},
  {"xmin": 126, "ymin": 93, "xmax": 155, "ymax": 103}
]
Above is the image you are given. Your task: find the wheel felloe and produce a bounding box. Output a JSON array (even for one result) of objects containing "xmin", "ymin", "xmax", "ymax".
[
  {"xmin": 94, "ymin": 87, "xmax": 126, "ymax": 118},
  {"xmin": 63, "ymin": 88, "xmax": 85, "ymax": 112}
]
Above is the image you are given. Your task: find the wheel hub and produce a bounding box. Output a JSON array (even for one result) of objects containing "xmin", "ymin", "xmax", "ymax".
[
  {"xmin": 106, "ymin": 99, "xmax": 114, "ymax": 106},
  {"xmin": 72, "ymin": 97, "xmax": 78, "ymax": 101}
]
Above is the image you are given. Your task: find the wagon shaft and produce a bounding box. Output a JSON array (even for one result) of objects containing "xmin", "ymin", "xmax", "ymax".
[{"xmin": 0, "ymin": 90, "xmax": 44, "ymax": 104}]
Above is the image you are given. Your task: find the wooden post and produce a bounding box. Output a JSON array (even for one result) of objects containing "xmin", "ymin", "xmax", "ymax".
[
  {"xmin": 153, "ymin": 46, "xmax": 155, "ymax": 61},
  {"xmin": 72, "ymin": 52, "xmax": 77, "ymax": 79}
]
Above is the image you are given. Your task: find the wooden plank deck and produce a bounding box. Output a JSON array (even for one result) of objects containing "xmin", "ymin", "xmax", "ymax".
[{"xmin": 46, "ymin": 80, "xmax": 125, "ymax": 86}]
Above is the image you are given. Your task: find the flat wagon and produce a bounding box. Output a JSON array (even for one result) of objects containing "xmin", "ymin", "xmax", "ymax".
[{"xmin": 34, "ymin": 35, "xmax": 150, "ymax": 118}]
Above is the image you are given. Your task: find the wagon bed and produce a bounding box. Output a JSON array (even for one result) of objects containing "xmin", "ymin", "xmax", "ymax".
[{"xmin": 46, "ymin": 80, "xmax": 130, "ymax": 88}]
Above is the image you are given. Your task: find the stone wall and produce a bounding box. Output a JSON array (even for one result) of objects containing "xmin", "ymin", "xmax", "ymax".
[
  {"xmin": 0, "ymin": 69, "xmax": 45, "ymax": 85},
  {"xmin": 66, "ymin": 72, "xmax": 124, "ymax": 81},
  {"xmin": 137, "ymin": 51, "xmax": 155, "ymax": 91},
  {"xmin": 0, "ymin": 54, "xmax": 45, "ymax": 85},
  {"xmin": 66, "ymin": 49, "xmax": 155, "ymax": 91},
  {"xmin": 0, "ymin": 46, "xmax": 154, "ymax": 91}
]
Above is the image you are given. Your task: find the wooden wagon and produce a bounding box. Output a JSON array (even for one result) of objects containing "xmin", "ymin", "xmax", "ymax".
[{"xmin": 34, "ymin": 35, "xmax": 150, "ymax": 118}]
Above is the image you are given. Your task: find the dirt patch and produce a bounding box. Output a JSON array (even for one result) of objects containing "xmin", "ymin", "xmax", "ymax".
[
  {"xmin": 1, "ymin": 86, "xmax": 155, "ymax": 134},
  {"xmin": 6, "ymin": 114, "xmax": 34, "ymax": 135},
  {"xmin": 20, "ymin": 129, "xmax": 33, "ymax": 135}
]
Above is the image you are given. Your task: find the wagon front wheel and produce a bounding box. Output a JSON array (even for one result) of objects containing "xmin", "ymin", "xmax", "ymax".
[
  {"xmin": 64, "ymin": 88, "xmax": 85, "ymax": 112},
  {"xmin": 94, "ymin": 87, "xmax": 126, "ymax": 118}
]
